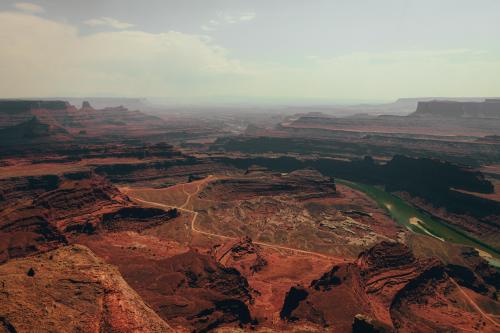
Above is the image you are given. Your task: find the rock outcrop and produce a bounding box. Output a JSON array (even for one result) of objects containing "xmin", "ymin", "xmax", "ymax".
[
  {"xmin": 104, "ymin": 249, "xmax": 254, "ymax": 333},
  {"xmin": 212, "ymin": 237, "xmax": 267, "ymax": 275},
  {"xmin": 352, "ymin": 314, "xmax": 392, "ymax": 333},
  {"xmin": 202, "ymin": 168, "xmax": 336, "ymax": 201},
  {"xmin": 281, "ymin": 262, "xmax": 371, "ymax": 331},
  {"xmin": 0, "ymin": 172, "xmax": 178, "ymax": 263},
  {"xmin": 0, "ymin": 245, "xmax": 175, "ymax": 333},
  {"xmin": 100, "ymin": 206, "xmax": 179, "ymax": 232},
  {"xmin": 280, "ymin": 241, "xmax": 499, "ymax": 332}
]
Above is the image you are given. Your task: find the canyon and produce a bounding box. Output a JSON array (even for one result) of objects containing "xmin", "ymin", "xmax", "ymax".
[{"xmin": 0, "ymin": 99, "xmax": 499, "ymax": 333}]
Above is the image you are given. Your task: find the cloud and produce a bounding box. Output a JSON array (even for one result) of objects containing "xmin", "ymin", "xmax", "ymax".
[
  {"xmin": 201, "ymin": 11, "xmax": 255, "ymax": 32},
  {"xmin": 0, "ymin": 11, "xmax": 499, "ymax": 102},
  {"xmin": 0, "ymin": 11, "xmax": 249, "ymax": 98},
  {"xmin": 13, "ymin": 2, "xmax": 44, "ymax": 13},
  {"xmin": 84, "ymin": 17, "xmax": 135, "ymax": 29},
  {"xmin": 201, "ymin": 25, "xmax": 215, "ymax": 32},
  {"xmin": 238, "ymin": 13, "xmax": 256, "ymax": 22}
]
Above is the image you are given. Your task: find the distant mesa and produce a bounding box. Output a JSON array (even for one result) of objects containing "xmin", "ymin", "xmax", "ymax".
[
  {"xmin": 0, "ymin": 100, "xmax": 69, "ymax": 114},
  {"xmin": 0, "ymin": 99, "xmax": 166, "ymax": 135},
  {"xmin": 277, "ymin": 97, "xmax": 500, "ymax": 137},
  {"xmin": 411, "ymin": 99, "xmax": 500, "ymax": 118},
  {"xmin": 66, "ymin": 97, "xmax": 151, "ymax": 110}
]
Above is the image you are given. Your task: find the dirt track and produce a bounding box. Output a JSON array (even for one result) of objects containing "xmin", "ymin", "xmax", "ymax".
[{"xmin": 121, "ymin": 175, "xmax": 339, "ymax": 260}]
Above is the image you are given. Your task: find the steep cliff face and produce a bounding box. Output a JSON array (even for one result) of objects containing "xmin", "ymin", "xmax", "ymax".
[
  {"xmin": 100, "ymin": 206, "xmax": 179, "ymax": 232},
  {"xmin": 201, "ymin": 168, "xmax": 336, "ymax": 201},
  {"xmin": 0, "ymin": 245, "xmax": 175, "ymax": 333},
  {"xmin": 411, "ymin": 100, "xmax": 500, "ymax": 118}
]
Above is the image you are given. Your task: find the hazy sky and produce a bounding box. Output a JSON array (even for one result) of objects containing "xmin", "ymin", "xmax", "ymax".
[{"xmin": 1, "ymin": 0, "xmax": 500, "ymax": 104}]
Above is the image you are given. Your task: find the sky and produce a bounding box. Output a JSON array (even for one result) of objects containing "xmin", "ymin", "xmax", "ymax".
[{"xmin": 1, "ymin": 0, "xmax": 500, "ymax": 104}]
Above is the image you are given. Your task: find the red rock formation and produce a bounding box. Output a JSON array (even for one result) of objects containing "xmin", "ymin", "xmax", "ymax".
[
  {"xmin": 201, "ymin": 168, "xmax": 336, "ymax": 201},
  {"xmin": 280, "ymin": 241, "xmax": 499, "ymax": 332},
  {"xmin": 100, "ymin": 206, "xmax": 179, "ymax": 232},
  {"xmin": 0, "ymin": 244, "xmax": 175, "ymax": 333},
  {"xmin": 0, "ymin": 172, "xmax": 179, "ymax": 263},
  {"xmin": 88, "ymin": 248, "xmax": 254, "ymax": 333},
  {"xmin": 212, "ymin": 236, "xmax": 267, "ymax": 275},
  {"xmin": 281, "ymin": 263, "xmax": 372, "ymax": 331}
]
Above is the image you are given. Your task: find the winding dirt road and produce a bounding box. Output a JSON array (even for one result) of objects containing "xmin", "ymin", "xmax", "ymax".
[{"xmin": 123, "ymin": 175, "xmax": 338, "ymax": 260}]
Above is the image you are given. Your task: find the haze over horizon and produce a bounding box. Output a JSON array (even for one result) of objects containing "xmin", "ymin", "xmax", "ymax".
[
  {"xmin": 1, "ymin": 0, "xmax": 500, "ymax": 104},
  {"xmin": 1, "ymin": 3, "xmax": 500, "ymax": 331}
]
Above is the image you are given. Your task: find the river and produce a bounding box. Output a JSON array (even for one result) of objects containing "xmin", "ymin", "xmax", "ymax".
[{"xmin": 338, "ymin": 179, "xmax": 500, "ymax": 267}]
